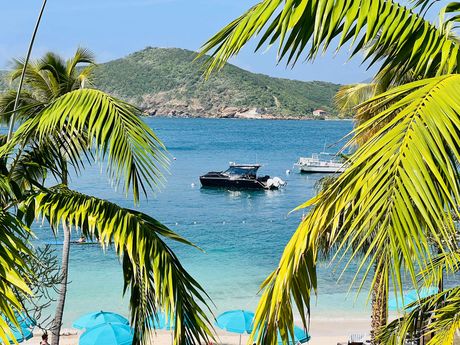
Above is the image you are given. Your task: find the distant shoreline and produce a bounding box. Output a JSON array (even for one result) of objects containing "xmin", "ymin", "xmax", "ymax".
[{"xmin": 142, "ymin": 113, "xmax": 353, "ymax": 121}]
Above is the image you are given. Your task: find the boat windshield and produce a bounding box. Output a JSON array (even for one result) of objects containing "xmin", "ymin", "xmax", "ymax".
[{"xmin": 224, "ymin": 166, "xmax": 258, "ymax": 177}]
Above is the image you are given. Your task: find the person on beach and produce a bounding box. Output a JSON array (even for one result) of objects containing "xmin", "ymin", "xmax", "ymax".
[{"xmin": 40, "ymin": 333, "xmax": 49, "ymax": 345}]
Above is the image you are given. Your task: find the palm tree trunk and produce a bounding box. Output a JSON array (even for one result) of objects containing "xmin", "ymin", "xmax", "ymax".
[
  {"xmin": 370, "ymin": 268, "xmax": 388, "ymax": 345},
  {"xmin": 51, "ymin": 222, "xmax": 71, "ymax": 345}
]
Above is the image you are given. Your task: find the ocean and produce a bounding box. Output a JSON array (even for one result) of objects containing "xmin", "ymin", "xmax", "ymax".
[{"xmin": 33, "ymin": 118, "xmax": 377, "ymax": 326}]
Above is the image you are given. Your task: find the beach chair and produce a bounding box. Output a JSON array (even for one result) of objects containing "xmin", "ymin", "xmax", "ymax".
[{"xmin": 347, "ymin": 333, "xmax": 370, "ymax": 345}]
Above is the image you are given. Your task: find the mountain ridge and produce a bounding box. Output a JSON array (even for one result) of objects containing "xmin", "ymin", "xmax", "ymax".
[
  {"xmin": 92, "ymin": 47, "xmax": 341, "ymax": 119},
  {"xmin": 0, "ymin": 48, "xmax": 342, "ymax": 119}
]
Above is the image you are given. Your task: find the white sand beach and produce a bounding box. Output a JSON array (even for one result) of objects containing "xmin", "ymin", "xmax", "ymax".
[{"xmin": 23, "ymin": 318, "xmax": 370, "ymax": 345}]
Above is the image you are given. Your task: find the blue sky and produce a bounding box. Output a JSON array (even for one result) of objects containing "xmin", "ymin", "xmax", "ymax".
[{"xmin": 1, "ymin": 0, "xmax": 383, "ymax": 84}]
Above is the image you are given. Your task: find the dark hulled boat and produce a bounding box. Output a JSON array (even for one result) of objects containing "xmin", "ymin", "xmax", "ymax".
[{"xmin": 199, "ymin": 163, "xmax": 285, "ymax": 190}]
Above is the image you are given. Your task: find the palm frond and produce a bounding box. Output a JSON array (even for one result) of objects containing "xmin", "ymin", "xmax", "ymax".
[
  {"xmin": 66, "ymin": 47, "xmax": 96, "ymax": 91},
  {"xmin": 380, "ymin": 286, "xmax": 460, "ymax": 345},
  {"xmin": 10, "ymin": 139, "xmax": 69, "ymax": 190},
  {"xmin": 418, "ymin": 249, "xmax": 460, "ymax": 289},
  {"xmin": 66, "ymin": 47, "xmax": 95, "ymax": 76},
  {"xmin": 200, "ymin": 0, "xmax": 459, "ymax": 82},
  {"xmin": 77, "ymin": 65, "xmax": 95, "ymax": 89},
  {"xmin": 335, "ymin": 83, "xmax": 377, "ymax": 115},
  {"xmin": 33, "ymin": 187, "xmax": 215, "ymax": 345},
  {"xmin": 9, "ymin": 59, "xmax": 54, "ymax": 102},
  {"xmin": 0, "ymin": 210, "xmax": 33, "ymax": 345},
  {"xmin": 7, "ymin": 89, "xmax": 168, "ymax": 203},
  {"xmin": 250, "ymin": 74, "xmax": 460, "ymax": 345},
  {"xmin": 0, "ymin": 90, "xmax": 43, "ymax": 125}
]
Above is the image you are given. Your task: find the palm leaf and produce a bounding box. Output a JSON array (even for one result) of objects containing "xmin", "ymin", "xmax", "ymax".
[
  {"xmin": 417, "ymin": 248, "xmax": 460, "ymax": 292},
  {"xmin": 199, "ymin": 0, "xmax": 459, "ymax": 82},
  {"xmin": 380, "ymin": 286, "xmax": 460, "ymax": 345},
  {"xmin": 0, "ymin": 210, "xmax": 33, "ymax": 345},
  {"xmin": 6, "ymin": 89, "xmax": 167, "ymax": 203},
  {"xmin": 9, "ymin": 59, "xmax": 55, "ymax": 102},
  {"xmin": 249, "ymin": 74, "xmax": 460, "ymax": 345},
  {"xmin": 32, "ymin": 186, "xmax": 214, "ymax": 345},
  {"xmin": 0, "ymin": 90, "xmax": 43, "ymax": 125},
  {"xmin": 66, "ymin": 47, "xmax": 95, "ymax": 76}
]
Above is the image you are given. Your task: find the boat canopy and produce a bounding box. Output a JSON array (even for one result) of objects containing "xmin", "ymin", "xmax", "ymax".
[{"xmin": 224, "ymin": 164, "xmax": 260, "ymax": 177}]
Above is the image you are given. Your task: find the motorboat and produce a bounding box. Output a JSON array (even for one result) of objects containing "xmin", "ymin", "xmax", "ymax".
[
  {"xmin": 295, "ymin": 153, "xmax": 347, "ymax": 173},
  {"xmin": 199, "ymin": 163, "xmax": 285, "ymax": 190}
]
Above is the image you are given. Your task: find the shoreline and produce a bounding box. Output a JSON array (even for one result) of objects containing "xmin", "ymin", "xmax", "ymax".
[
  {"xmin": 141, "ymin": 114, "xmax": 353, "ymax": 121},
  {"xmin": 24, "ymin": 318, "xmax": 370, "ymax": 345}
]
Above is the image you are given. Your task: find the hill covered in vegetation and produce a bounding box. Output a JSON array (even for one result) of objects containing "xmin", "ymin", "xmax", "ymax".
[{"xmin": 92, "ymin": 47, "xmax": 341, "ymax": 119}]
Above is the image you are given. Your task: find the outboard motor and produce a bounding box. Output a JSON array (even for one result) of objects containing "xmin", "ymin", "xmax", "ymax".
[{"xmin": 266, "ymin": 176, "xmax": 287, "ymax": 189}]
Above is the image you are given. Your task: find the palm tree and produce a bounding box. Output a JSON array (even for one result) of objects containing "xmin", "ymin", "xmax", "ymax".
[
  {"xmin": 380, "ymin": 249, "xmax": 460, "ymax": 345},
  {"xmin": 199, "ymin": 1, "xmax": 460, "ymax": 344},
  {"xmin": 0, "ymin": 50, "xmax": 214, "ymax": 345},
  {"xmin": 4, "ymin": 48, "xmax": 103, "ymax": 345}
]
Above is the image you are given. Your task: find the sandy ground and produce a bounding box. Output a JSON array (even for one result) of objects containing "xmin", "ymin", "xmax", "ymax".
[{"xmin": 23, "ymin": 318, "xmax": 370, "ymax": 345}]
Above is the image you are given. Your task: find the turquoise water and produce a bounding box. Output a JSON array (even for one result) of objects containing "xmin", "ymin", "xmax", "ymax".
[{"xmin": 34, "ymin": 118, "xmax": 376, "ymax": 325}]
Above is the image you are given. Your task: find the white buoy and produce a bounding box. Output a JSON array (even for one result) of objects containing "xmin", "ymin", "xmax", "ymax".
[
  {"xmin": 191, "ymin": 183, "xmax": 195, "ymax": 188},
  {"xmin": 193, "ymin": 221, "xmax": 197, "ymax": 224},
  {"xmin": 286, "ymin": 169, "xmax": 291, "ymax": 175}
]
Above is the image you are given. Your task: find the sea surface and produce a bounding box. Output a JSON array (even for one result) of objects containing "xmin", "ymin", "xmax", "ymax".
[{"xmin": 30, "ymin": 118, "xmax": 388, "ymax": 326}]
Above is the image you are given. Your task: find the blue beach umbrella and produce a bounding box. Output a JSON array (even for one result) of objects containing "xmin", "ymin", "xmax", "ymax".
[
  {"xmin": 276, "ymin": 326, "xmax": 310, "ymax": 344},
  {"xmin": 7, "ymin": 325, "xmax": 33, "ymax": 344},
  {"xmin": 147, "ymin": 312, "xmax": 173, "ymax": 330},
  {"xmin": 388, "ymin": 286, "xmax": 438, "ymax": 311},
  {"xmin": 255, "ymin": 325, "xmax": 310, "ymax": 344},
  {"xmin": 73, "ymin": 311, "xmax": 129, "ymax": 330},
  {"xmin": 1, "ymin": 313, "xmax": 35, "ymax": 344},
  {"xmin": 14, "ymin": 312, "xmax": 36, "ymax": 329},
  {"xmin": 215, "ymin": 310, "xmax": 255, "ymax": 345},
  {"xmin": 79, "ymin": 323, "xmax": 133, "ymax": 345}
]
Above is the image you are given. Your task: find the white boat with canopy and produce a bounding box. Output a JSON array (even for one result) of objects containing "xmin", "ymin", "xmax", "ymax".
[{"xmin": 295, "ymin": 152, "xmax": 347, "ymax": 173}]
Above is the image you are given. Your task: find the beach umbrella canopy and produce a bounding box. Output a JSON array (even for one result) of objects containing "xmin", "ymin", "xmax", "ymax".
[
  {"xmin": 73, "ymin": 311, "xmax": 129, "ymax": 330},
  {"xmin": 14, "ymin": 312, "xmax": 36, "ymax": 329},
  {"xmin": 6, "ymin": 325, "xmax": 33, "ymax": 344},
  {"xmin": 1, "ymin": 312, "xmax": 35, "ymax": 330},
  {"xmin": 276, "ymin": 326, "xmax": 310, "ymax": 344},
  {"xmin": 79, "ymin": 323, "xmax": 133, "ymax": 345},
  {"xmin": 388, "ymin": 286, "xmax": 438, "ymax": 311},
  {"xmin": 147, "ymin": 312, "xmax": 174, "ymax": 330},
  {"xmin": 1, "ymin": 313, "xmax": 35, "ymax": 344},
  {"xmin": 215, "ymin": 310, "xmax": 254, "ymax": 334},
  {"xmin": 216, "ymin": 310, "xmax": 255, "ymax": 345},
  {"xmin": 254, "ymin": 325, "xmax": 310, "ymax": 344}
]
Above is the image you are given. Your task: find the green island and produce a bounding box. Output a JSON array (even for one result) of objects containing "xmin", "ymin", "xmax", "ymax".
[
  {"xmin": 0, "ymin": 47, "xmax": 340, "ymax": 119},
  {"xmin": 0, "ymin": 47, "xmax": 340, "ymax": 120},
  {"xmin": 92, "ymin": 47, "xmax": 340, "ymax": 119},
  {"xmin": 93, "ymin": 47, "xmax": 340, "ymax": 119}
]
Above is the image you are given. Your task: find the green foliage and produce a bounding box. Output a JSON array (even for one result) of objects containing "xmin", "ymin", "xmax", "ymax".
[
  {"xmin": 33, "ymin": 186, "xmax": 214, "ymax": 345},
  {"xmin": 7, "ymin": 89, "xmax": 168, "ymax": 202},
  {"xmin": 199, "ymin": 0, "xmax": 458, "ymax": 81},
  {"xmin": 0, "ymin": 49, "xmax": 215, "ymax": 345},
  {"xmin": 380, "ymin": 285, "xmax": 460, "ymax": 345},
  {"xmin": 0, "ymin": 209, "xmax": 33, "ymax": 345},
  {"xmin": 91, "ymin": 47, "xmax": 340, "ymax": 117},
  {"xmin": 200, "ymin": 0, "xmax": 460, "ymax": 344}
]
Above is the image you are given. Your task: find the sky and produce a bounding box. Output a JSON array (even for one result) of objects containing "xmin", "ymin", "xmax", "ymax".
[{"xmin": 0, "ymin": 0, "xmax": 386, "ymax": 84}]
